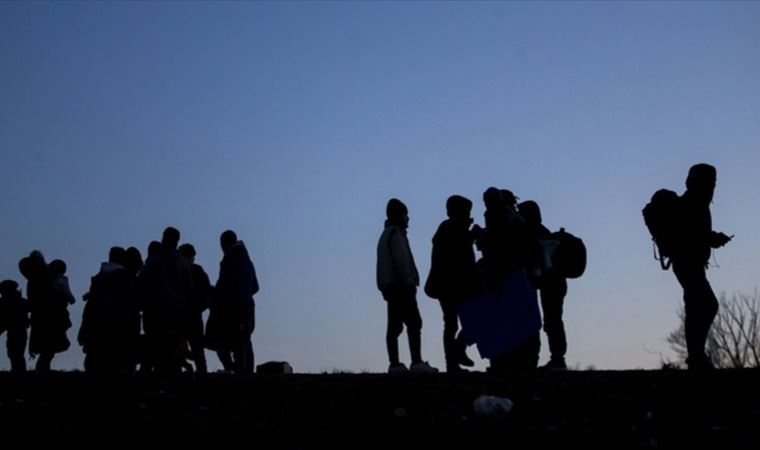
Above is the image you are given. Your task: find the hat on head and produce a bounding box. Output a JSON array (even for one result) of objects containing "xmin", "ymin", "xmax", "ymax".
[{"xmin": 386, "ymin": 198, "xmax": 408, "ymax": 218}]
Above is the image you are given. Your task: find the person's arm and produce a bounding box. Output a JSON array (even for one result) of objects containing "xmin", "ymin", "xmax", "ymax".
[{"xmin": 709, "ymin": 231, "xmax": 733, "ymax": 248}]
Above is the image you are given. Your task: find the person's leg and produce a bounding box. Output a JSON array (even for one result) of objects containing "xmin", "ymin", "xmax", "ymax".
[
  {"xmin": 691, "ymin": 267, "xmax": 719, "ymax": 364},
  {"xmin": 401, "ymin": 294, "xmax": 423, "ymax": 364},
  {"xmin": 7, "ymin": 328, "xmax": 27, "ymax": 372},
  {"xmin": 36, "ymin": 352, "xmax": 54, "ymax": 371},
  {"xmin": 673, "ymin": 261, "xmax": 715, "ymax": 368},
  {"xmin": 386, "ymin": 297, "xmax": 404, "ymax": 366},
  {"xmin": 216, "ymin": 350, "xmax": 234, "ymax": 371},
  {"xmin": 187, "ymin": 315, "xmax": 207, "ymax": 374},
  {"xmin": 540, "ymin": 279, "xmax": 567, "ymax": 364},
  {"xmin": 440, "ymin": 299, "xmax": 459, "ymax": 370}
]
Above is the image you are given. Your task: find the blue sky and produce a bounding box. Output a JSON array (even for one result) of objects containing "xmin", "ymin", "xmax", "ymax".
[{"xmin": 1, "ymin": 1, "xmax": 759, "ymax": 372}]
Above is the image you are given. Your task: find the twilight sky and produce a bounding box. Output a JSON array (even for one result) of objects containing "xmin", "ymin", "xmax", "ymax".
[{"xmin": 1, "ymin": 1, "xmax": 759, "ymax": 372}]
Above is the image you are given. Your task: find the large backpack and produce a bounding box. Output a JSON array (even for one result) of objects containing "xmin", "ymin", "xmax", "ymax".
[
  {"xmin": 550, "ymin": 228, "xmax": 586, "ymax": 279},
  {"xmin": 642, "ymin": 189, "xmax": 681, "ymax": 270}
]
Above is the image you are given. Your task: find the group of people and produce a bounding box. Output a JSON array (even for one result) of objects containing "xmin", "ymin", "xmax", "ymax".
[
  {"xmin": 376, "ymin": 163, "xmax": 732, "ymax": 374},
  {"xmin": 377, "ymin": 188, "xmax": 572, "ymax": 374},
  {"xmin": 0, "ymin": 163, "xmax": 734, "ymax": 374},
  {"xmin": 0, "ymin": 227, "xmax": 259, "ymax": 374}
]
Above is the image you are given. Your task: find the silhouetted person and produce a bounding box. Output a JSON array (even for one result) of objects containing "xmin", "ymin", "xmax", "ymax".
[
  {"xmin": 125, "ymin": 247, "xmax": 145, "ymax": 278},
  {"xmin": 377, "ymin": 199, "xmax": 438, "ymax": 374},
  {"xmin": 18, "ymin": 251, "xmax": 71, "ymax": 371},
  {"xmin": 476, "ymin": 189, "xmax": 540, "ymax": 373},
  {"xmin": 475, "ymin": 187, "xmax": 526, "ymax": 281},
  {"xmin": 178, "ymin": 243, "xmax": 211, "ymax": 374},
  {"xmin": 519, "ymin": 200, "xmax": 568, "ymax": 370},
  {"xmin": 49, "ymin": 259, "xmax": 76, "ymax": 309},
  {"xmin": 206, "ymin": 230, "xmax": 258, "ymax": 374},
  {"xmin": 79, "ymin": 247, "xmax": 139, "ymax": 374},
  {"xmin": 672, "ymin": 164, "xmax": 732, "ymax": 371},
  {"xmin": 147, "ymin": 240, "xmax": 162, "ymax": 261},
  {"xmin": 140, "ymin": 227, "xmax": 195, "ymax": 373},
  {"xmin": 0, "ymin": 280, "xmax": 30, "ymax": 372},
  {"xmin": 425, "ymin": 195, "xmax": 477, "ymax": 373}
]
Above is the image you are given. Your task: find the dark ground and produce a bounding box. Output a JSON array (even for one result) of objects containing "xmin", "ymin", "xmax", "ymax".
[{"xmin": 1, "ymin": 369, "xmax": 759, "ymax": 449}]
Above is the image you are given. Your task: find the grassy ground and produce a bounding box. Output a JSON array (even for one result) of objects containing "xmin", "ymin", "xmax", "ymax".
[{"xmin": 1, "ymin": 369, "xmax": 759, "ymax": 448}]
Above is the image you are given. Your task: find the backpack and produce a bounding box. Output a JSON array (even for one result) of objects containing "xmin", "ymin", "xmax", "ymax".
[
  {"xmin": 550, "ymin": 228, "xmax": 586, "ymax": 279},
  {"xmin": 642, "ymin": 189, "xmax": 681, "ymax": 270}
]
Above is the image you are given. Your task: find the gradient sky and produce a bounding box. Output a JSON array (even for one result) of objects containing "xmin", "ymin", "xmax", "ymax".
[{"xmin": 1, "ymin": 1, "xmax": 759, "ymax": 372}]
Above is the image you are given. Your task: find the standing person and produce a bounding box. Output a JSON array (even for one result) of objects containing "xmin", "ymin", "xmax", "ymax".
[
  {"xmin": 475, "ymin": 188, "xmax": 540, "ymax": 373},
  {"xmin": 178, "ymin": 243, "xmax": 211, "ymax": 374},
  {"xmin": 424, "ymin": 195, "xmax": 477, "ymax": 373},
  {"xmin": 377, "ymin": 198, "xmax": 438, "ymax": 374},
  {"xmin": 0, "ymin": 280, "xmax": 30, "ymax": 372},
  {"xmin": 49, "ymin": 260, "xmax": 76, "ymax": 307},
  {"xmin": 672, "ymin": 164, "xmax": 732, "ymax": 371},
  {"xmin": 78, "ymin": 247, "xmax": 138, "ymax": 374},
  {"xmin": 140, "ymin": 227, "xmax": 195, "ymax": 373},
  {"xmin": 207, "ymin": 230, "xmax": 258, "ymax": 374},
  {"xmin": 519, "ymin": 200, "xmax": 568, "ymax": 370},
  {"xmin": 18, "ymin": 251, "xmax": 71, "ymax": 371}
]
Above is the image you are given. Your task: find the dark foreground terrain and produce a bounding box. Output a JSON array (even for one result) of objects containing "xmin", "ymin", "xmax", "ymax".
[{"xmin": 1, "ymin": 369, "xmax": 759, "ymax": 449}]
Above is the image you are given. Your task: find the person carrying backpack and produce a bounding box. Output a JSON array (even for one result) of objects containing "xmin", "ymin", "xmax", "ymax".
[
  {"xmin": 671, "ymin": 164, "xmax": 732, "ymax": 371},
  {"xmin": 518, "ymin": 200, "xmax": 569, "ymax": 370}
]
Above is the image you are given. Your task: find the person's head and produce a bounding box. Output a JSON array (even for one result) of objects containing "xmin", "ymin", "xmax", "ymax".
[
  {"xmin": 20, "ymin": 251, "xmax": 47, "ymax": 279},
  {"xmin": 446, "ymin": 195, "xmax": 472, "ymax": 221},
  {"xmin": 161, "ymin": 227, "xmax": 181, "ymax": 251},
  {"xmin": 18, "ymin": 257, "xmax": 32, "ymax": 280},
  {"xmin": 126, "ymin": 247, "xmax": 144, "ymax": 272},
  {"xmin": 0, "ymin": 280, "xmax": 20, "ymax": 298},
  {"xmin": 49, "ymin": 259, "xmax": 67, "ymax": 278},
  {"xmin": 220, "ymin": 230, "xmax": 238, "ymax": 253},
  {"xmin": 178, "ymin": 243, "xmax": 196, "ymax": 263},
  {"xmin": 386, "ymin": 198, "xmax": 409, "ymax": 228},
  {"xmin": 517, "ymin": 200, "xmax": 542, "ymax": 226},
  {"xmin": 109, "ymin": 247, "xmax": 127, "ymax": 266},
  {"xmin": 147, "ymin": 240, "xmax": 162, "ymax": 257},
  {"xmin": 482, "ymin": 187, "xmax": 504, "ymax": 210},
  {"xmin": 501, "ymin": 189, "xmax": 519, "ymax": 209},
  {"xmin": 686, "ymin": 163, "xmax": 717, "ymax": 203}
]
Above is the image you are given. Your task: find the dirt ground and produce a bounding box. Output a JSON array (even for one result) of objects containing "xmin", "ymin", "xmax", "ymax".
[{"xmin": 1, "ymin": 369, "xmax": 758, "ymax": 449}]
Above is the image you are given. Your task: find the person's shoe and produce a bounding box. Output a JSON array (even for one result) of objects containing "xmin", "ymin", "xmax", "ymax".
[
  {"xmin": 446, "ymin": 365, "xmax": 470, "ymax": 374},
  {"xmin": 458, "ymin": 350, "xmax": 475, "ymax": 368},
  {"xmin": 409, "ymin": 361, "xmax": 439, "ymax": 374},
  {"xmin": 539, "ymin": 358, "xmax": 567, "ymax": 371},
  {"xmin": 686, "ymin": 356, "xmax": 715, "ymax": 372},
  {"xmin": 388, "ymin": 363, "xmax": 408, "ymax": 374}
]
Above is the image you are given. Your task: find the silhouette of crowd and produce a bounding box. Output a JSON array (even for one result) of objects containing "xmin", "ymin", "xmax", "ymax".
[
  {"xmin": 378, "ymin": 187, "xmax": 579, "ymax": 374},
  {"xmin": 1, "ymin": 227, "xmax": 258, "ymax": 375},
  {"xmin": 0, "ymin": 163, "xmax": 733, "ymax": 374},
  {"xmin": 375, "ymin": 162, "xmax": 730, "ymax": 374}
]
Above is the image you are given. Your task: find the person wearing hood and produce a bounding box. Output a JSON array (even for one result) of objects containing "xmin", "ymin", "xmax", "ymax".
[
  {"xmin": 671, "ymin": 164, "xmax": 732, "ymax": 371},
  {"xmin": 377, "ymin": 198, "xmax": 438, "ymax": 374}
]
